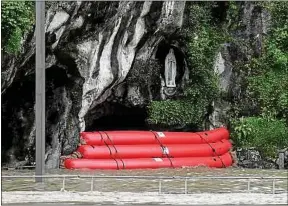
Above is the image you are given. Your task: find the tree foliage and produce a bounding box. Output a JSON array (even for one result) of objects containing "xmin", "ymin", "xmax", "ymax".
[{"xmin": 1, "ymin": 1, "xmax": 34, "ymax": 54}]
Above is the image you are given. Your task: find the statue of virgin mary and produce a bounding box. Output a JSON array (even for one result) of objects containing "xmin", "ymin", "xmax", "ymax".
[{"xmin": 164, "ymin": 48, "xmax": 177, "ymax": 88}]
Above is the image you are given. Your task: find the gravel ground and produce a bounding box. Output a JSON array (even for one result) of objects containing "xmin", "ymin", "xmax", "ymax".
[{"xmin": 2, "ymin": 191, "xmax": 288, "ymax": 205}]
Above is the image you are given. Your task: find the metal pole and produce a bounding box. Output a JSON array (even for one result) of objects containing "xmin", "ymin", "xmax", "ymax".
[
  {"xmin": 91, "ymin": 177, "xmax": 94, "ymax": 191},
  {"xmin": 272, "ymin": 179, "xmax": 275, "ymax": 194},
  {"xmin": 35, "ymin": 0, "xmax": 46, "ymax": 183},
  {"xmin": 184, "ymin": 178, "xmax": 188, "ymax": 194},
  {"xmin": 62, "ymin": 176, "xmax": 66, "ymax": 191},
  {"xmin": 158, "ymin": 180, "xmax": 162, "ymax": 194}
]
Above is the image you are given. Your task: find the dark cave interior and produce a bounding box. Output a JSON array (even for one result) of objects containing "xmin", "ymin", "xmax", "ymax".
[
  {"xmin": 1, "ymin": 65, "xmax": 71, "ymax": 163},
  {"xmin": 1, "ymin": 73, "xmax": 35, "ymax": 163},
  {"xmin": 85, "ymin": 103, "xmax": 149, "ymax": 131}
]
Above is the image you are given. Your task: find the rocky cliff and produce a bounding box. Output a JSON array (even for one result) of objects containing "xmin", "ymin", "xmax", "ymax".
[
  {"xmin": 2, "ymin": 1, "xmax": 187, "ymax": 168},
  {"xmin": 2, "ymin": 1, "xmax": 286, "ymax": 169}
]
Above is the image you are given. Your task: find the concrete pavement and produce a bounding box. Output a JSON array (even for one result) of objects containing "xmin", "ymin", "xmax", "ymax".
[{"xmin": 3, "ymin": 204, "xmax": 288, "ymax": 206}]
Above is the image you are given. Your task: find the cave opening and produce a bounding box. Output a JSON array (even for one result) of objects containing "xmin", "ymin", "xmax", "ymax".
[
  {"xmin": 155, "ymin": 41, "xmax": 185, "ymax": 85},
  {"xmin": 1, "ymin": 65, "xmax": 73, "ymax": 165},
  {"xmin": 85, "ymin": 103, "xmax": 149, "ymax": 131},
  {"xmin": 1, "ymin": 73, "xmax": 35, "ymax": 164}
]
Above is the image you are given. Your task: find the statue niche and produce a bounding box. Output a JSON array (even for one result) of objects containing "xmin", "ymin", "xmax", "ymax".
[
  {"xmin": 165, "ymin": 48, "xmax": 177, "ymax": 88},
  {"xmin": 164, "ymin": 48, "xmax": 177, "ymax": 96}
]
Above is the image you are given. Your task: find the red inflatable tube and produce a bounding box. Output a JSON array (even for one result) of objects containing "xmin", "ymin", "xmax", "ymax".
[
  {"xmin": 77, "ymin": 139, "xmax": 232, "ymax": 159},
  {"xmin": 80, "ymin": 127, "xmax": 229, "ymax": 145},
  {"xmin": 64, "ymin": 157, "xmax": 170, "ymax": 170},
  {"xmin": 64, "ymin": 152, "xmax": 233, "ymax": 170},
  {"xmin": 171, "ymin": 152, "xmax": 233, "ymax": 168}
]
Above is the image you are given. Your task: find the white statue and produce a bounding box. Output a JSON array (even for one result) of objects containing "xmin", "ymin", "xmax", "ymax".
[
  {"xmin": 165, "ymin": 48, "xmax": 177, "ymax": 88},
  {"xmin": 165, "ymin": 1, "xmax": 174, "ymax": 16}
]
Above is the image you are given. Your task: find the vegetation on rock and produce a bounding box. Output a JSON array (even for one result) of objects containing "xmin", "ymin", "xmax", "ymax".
[
  {"xmin": 247, "ymin": 2, "xmax": 288, "ymax": 122},
  {"xmin": 148, "ymin": 2, "xmax": 225, "ymax": 130},
  {"xmin": 229, "ymin": 2, "xmax": 288, "ymax": 159},
  {"xmin": 148, "ymin": 1, "xmax": 288, "ymax": 160},
  {"xmin": 127, "ymin": 59, "xmax": 161, "ymax": 103},
  {"xmin": 1, "ymin": 1, "xmax": 34, "ymax": 54},
  {"xmin": 231, "ymin": 117, "xmax": 288, "ymax": 158}
]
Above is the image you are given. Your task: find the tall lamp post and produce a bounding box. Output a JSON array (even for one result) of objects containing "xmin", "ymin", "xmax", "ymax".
[{"xmin": 35, "ymin": 0, "xmax": 45, "ymax": 182}]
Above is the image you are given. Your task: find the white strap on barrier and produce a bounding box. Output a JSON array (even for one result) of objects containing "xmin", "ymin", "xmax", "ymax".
[
  {"xmin": 154, "ymin": 158, "xmax": 163, "ymax": 162},
  {"xmin": 157, "ymin": 132, "xmax": 165, "ymax": 138},
  {"xmin": 162, "ymin": 147, "xmax": 169, "ymax": 155}
]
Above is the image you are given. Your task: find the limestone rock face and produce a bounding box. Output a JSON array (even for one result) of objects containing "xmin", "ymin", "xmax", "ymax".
[
  {"xmin": 2, "ymin": 1, "xmax": 278, "ymax": 169},
  {"xmin": 210, "ymin": 2, "xmax": 271, "ymax": 128},
  {"xmin": 1, "ymin": 1, "xmax": 186, "ymax": 168}
]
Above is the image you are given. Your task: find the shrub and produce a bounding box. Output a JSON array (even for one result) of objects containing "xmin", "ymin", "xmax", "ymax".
[
  {"xmin": 231, "ymin": 116, "xmax": 288, "ymax": 158},
  {"xmin": 147, "ymin": 98, "xmax": 206, "ymax": 129},
  {"xmin": 1, "ymin": 1, "xmax": 34, "ymax": 54}
]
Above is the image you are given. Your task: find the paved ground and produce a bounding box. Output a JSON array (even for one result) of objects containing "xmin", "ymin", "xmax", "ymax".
[
  {"xmin": 2, "ymin": 168, "xmax": 287, "ymax": 205},
  {"xmin": 3, "ymin": 204, "xmax": 288, "ymax": 206},
  {"xmin": 2, "ymin": 191, "xmax": 287, "ymax": 205}
]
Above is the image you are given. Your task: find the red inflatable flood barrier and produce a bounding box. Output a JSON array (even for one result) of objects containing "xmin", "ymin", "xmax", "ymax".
[
  {"xmin": 76, "ymin": 139, "xmax": 232, "ymax": 159},
  {"xmin": 64, "ymin": 152, "xmax": 233, "ymax": 170},
  {"xmin": 80, "ymin": 127, "xmax": 229, "ymax": 145},
  {"xmin": 62, "ymin": 127, "xmax": 234, "ymax": 170}
]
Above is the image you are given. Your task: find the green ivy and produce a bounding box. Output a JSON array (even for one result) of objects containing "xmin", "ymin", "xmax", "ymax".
[
  {"xmin": 126, "ymin": 59, "xmax": 161, "ymax": 102},
  {"xmin": 147, "ymin": 98, "xmax": 206, "ymax": 128},
  {"xmin": 246, "ymin": 2, "xmax": 288, "ymax": 122},
  {"xmin": 1, "ymin": 1, "xmax": 34, "ymax": 54},
  {"xmin": 265, "ymin": 2, "xmax": 288, "ymax": 27},
  {"xmin": 127, "ymin": 59, "xmax": 161, "ymax": 87},
  {"xmin": 229, "ymin": 2, "xmax": 288, "ymax": 159},
  {"xmin": 5, "ymin": 26, "xmax": 23, "ymax": 54},
  {"xmin": 248, "ymin": 70, "xmax": 288, "ymax": 120},
  {"xmin": 226, "ymin": 1, "xmax": 241, "ymax": 31}
]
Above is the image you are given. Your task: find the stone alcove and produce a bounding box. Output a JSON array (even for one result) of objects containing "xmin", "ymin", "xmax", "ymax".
[{"xmin": 155, "ymin": 41, "xmax": 185, "ymax": 97}]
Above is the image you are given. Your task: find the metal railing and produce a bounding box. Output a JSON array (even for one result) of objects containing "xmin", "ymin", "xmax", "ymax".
[
  {"xmin": 2, "ymin": 175, "xmax": 287, "ymax": 194},
  {"xmin": 2, "ymin": 166, "xmax": 35, "ymax": 170}
]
